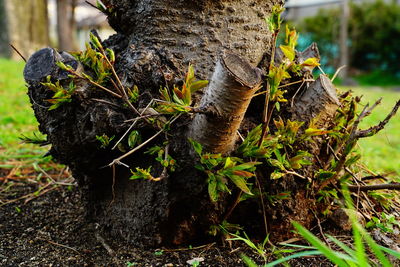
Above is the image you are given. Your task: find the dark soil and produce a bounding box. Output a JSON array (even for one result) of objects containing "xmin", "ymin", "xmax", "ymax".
[{"xmin": 0, "ymin": 179, "xmax": 337, "ymax": 267}]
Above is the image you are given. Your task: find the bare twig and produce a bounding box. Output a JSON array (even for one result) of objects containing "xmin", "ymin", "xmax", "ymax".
[
  {"xmin": 255, "ymin": 176, "xmax": 269, "ymax": 239},
  {"xmin": 348, "ymin": 183, "xmax": 400, "ymax": 192},
  {"xmin": 111, "ymin": 99, "xmax": 154, "ymax": 150},
  {"xmin": 331, "ymin": 65, "xmax": 346, "ymax": 82},
  {"xmin": 356, "ymin": 100, "xmax": 400, "ymax": 138},
  {"xmin": 95, "ymin": 228, "xmax": 120, "ymax": 265},
  {"xmin": 91, "ymin": 98, "xmax": 122, "ymax": 109},
  {"xmin": 108, "ymin": 114, "xmax": 182, "ymax": 167},
  {"xmin": 318, "ymin": 103, "xmax": 373, "ymax": 191},
  {"xmin": 290, "ymin": 79, "xmax": 306, "ymax": 108},
  {"xmin": 9, "ymin": 44, "xmax": 26, "ymax": 62},
  {"xmin": 38, "ymin": 238, "xmax": 81, "ymax": 254},
  {"xmin": 311, "ymin": 209, "xmax": 330, "ymax": 248}
]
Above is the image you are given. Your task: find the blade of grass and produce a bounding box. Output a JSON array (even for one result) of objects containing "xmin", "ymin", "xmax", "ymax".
[
  {"xmin": 326, "ymin": 234, "xmax": 356, "ymax": 258},
  {"xmin": 265, "ymin": 250, "xmax": 322, "ymax": 267},
  {"xmin": 292, "ymin": 221, "xmax": 349, "ymax": 266}
]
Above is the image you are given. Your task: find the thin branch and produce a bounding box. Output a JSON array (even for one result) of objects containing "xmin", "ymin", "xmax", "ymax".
[
  {"xmin": 108, "ymin": 114, "xmax": 182, "ymax": 167},
  {"xmin": 111, "ymin": 99, "xmax": 154, "ymax": 150},
  {"xmin": 38, "ymin": 238, "xmax": 81, "ymax": 254},
  {"xmin": 290, "ymin": 79, "xmax": 306, "ymax": 108},
  {"xmin": 331, "ymin": 65, "xmax": 346, "ymax": 82},
  {"xmin": 318, "ymin": 103, "xmax": 371, "ymax": 191},
  {"xmin": 347, "ymin": 183, "xmax": 400, "ymax": 192},
  {"xmin": 91, "ymin": 98, "xmax": 122, "ymax": 109},
  {"xmin": 356, "ymin": 100, "xmax": 400, "ymax": 138},
  {"xmin": 67, "ymin": 68, "xmax": 122, "ymax": 98},
  {"xmin": 9, "ymin": 44, "xmax": 26, "ymax": 62},
  {"xmin": 97, "ymin": 45, "xmax": 141, "ymax": 116}
]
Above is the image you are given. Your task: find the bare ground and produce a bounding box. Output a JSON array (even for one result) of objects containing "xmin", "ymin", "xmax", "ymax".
[{"xmin": 2, "ymin": 164, "xmax": 397, "ymax": 267}]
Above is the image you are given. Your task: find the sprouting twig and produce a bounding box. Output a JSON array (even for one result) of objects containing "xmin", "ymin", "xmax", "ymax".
[
  {"xmin": 356, "ymin": 100, "xmax": 400, "ymax": 138},
  {"xmin": 67, "ymin": 68, "xmax": 122, "ymax": 98},
  {"xmin": 150, "ymin": 141, "xmax": 170, "ymax": 182},
  {"xmin": 347, "ymin": 183, "xmax": 400, "ymax": 192},
  {"xmin": 9, "ymin": 44, "xmax": 26, "ymax": 62},
  {"xmin": 97, "ymin": 43, "xmax": 141, "ymax": 116},
  {"xmin": 331, "ymin": 65, "xmax": 346, "ymax": 82}
]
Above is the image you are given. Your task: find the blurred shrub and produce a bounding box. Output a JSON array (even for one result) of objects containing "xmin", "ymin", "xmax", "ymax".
[{"xmin": 299, "ymin": 0, "xmax": 400, "ymax": 76}]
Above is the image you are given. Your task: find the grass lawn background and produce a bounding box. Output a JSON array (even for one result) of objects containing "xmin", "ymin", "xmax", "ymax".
[{"xmin": 0, "ymin": 58, "xmax": 399, "ymax": 176}]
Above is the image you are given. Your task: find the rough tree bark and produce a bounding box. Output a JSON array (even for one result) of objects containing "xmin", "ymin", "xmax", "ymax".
[{"xmin": 24, "ymin": 0, "xmax": 341, "ymax": 247}]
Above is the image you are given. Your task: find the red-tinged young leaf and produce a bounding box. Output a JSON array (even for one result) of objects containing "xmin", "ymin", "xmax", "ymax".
[
  {"xmin": 304, "ymin": 128, "xmax": 331, "ymax": 136},
  {"xmin": 232, "ymin": 170, "xmax": 254, "ymax": 178},
  {"xmin": 181, "ymin": 83, "xmax": 191, "ymax": 104},
  {"xmin": 301, "ymin": 57, "xmax": 320, "ymax": 68}
]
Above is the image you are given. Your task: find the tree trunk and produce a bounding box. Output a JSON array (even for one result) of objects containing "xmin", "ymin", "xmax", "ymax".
[
  {"xmin": 23, "ymin": 0, "xmax": 340, "ymax": 247},
  {"xmin": 0, "ymin": 0, "xmax": 10, "ymax": 57},
  {"xmin": 56, "ymin": 0, "xmax": 77, "ymax": 51},
  {"xmin": 5, "ymin": 0, "xmax": 49, "ymax": 60}
]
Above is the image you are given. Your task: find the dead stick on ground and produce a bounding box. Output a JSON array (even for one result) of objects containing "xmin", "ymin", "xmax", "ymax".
[
  {"xmin": 95, "ymin": 229, "xmax": 120, "ymax": 265},
  {"xmin": 39, "ymin": 238, "xmax": 81, "ymax": 255}
]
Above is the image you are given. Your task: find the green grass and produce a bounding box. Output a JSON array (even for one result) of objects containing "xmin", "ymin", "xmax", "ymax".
[
  {"xmin": 343, "ymin": 87, "xmax": 400, "ymax": 176},
  {"xmin": 0, "ymin": 58, "xmax": 399, "ymax": 175},
  {"xmin": 0, "ymin": 58, "xmax": 47, "ymax": 160},
  {"xmin": 0, "ymin": 58, "xmax": 40, "ymax": 146}
]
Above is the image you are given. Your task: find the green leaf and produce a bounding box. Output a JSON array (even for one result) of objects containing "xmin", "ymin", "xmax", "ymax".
[
  {"xmin": 106, "ymin": 48, "xmax": 115, "ymax": 63},
  {"xmin": 265, "ymin": 250, "xmax": 323, "ymax": 267},
  {"xmin": 89, "ymin": 32, "xmax": 102, "ymax": 49},
  {"xmin": 128, "ymin": 130, "xmax": 141, "ymax": 148},
  {"xmin": 271, "ymin": 170, "xmax": 284, "ymax": 180},
  {"xmin": 228, "ymin": 175, "xmax": 253, "ymax": 195},
  {"xmin": 240, "ymin": 255, "xmax": 258, "ymax": 267},
  {"xmin": 268, "ymin": 159, "xmax": 286, "ymax": 171},
  {"xmin": 188, "ymin": 138, "xmax": 203, "ymax": 156},
  {"xmin": 280, "ymin": 45, "xmax": 295, "ymax": 61},
  {"xmin": 208, "ymin": 174, "xmax": 218, "ymax": 202},
  {"xmin": 190, "ymin": 80, "xmax": 209, "ymax": 93}
]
